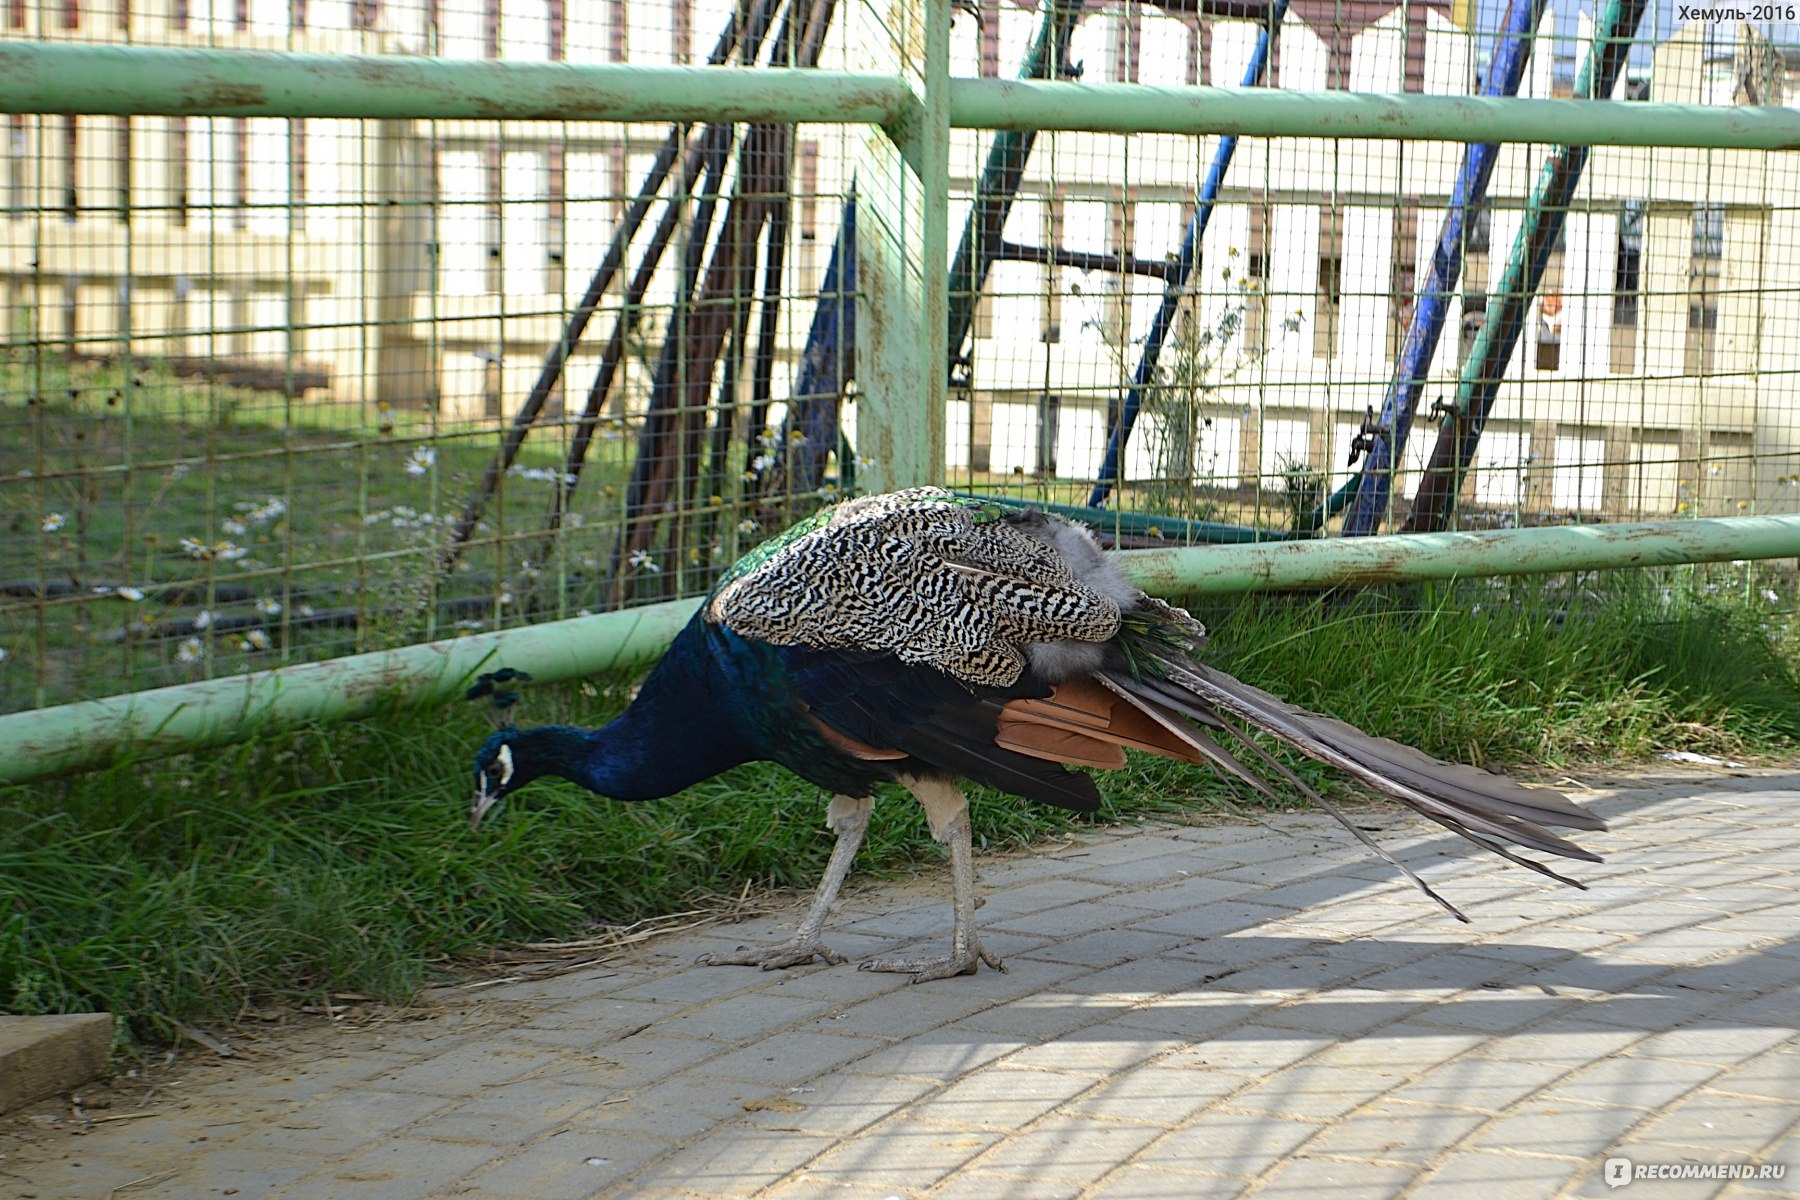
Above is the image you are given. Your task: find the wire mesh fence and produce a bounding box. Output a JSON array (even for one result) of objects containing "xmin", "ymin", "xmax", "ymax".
[{"xmin": 3, "ymin": 0, "xmax": 1798, "ymax": 715}]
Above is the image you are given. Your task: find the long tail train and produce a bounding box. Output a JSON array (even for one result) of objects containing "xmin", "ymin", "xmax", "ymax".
[{"xmin": 1002, "ymin": 597, "xmax": 1605, "ymax": 922}]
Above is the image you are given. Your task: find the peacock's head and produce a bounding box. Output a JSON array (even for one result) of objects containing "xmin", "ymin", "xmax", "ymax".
[{"xmin": 470, "ymin": 728, "xmax": 529, "ymax": 829}]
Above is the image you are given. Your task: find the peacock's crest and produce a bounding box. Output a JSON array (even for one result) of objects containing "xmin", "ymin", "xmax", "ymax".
[{"xmin": 706, "ymin": 486, "xmax": 1124, "ymax": 687}]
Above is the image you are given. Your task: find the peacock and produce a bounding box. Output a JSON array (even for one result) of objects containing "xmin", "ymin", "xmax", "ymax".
[{"xmin": 469, "ymin": 487, "xmax": 1604, "ymax": 983}]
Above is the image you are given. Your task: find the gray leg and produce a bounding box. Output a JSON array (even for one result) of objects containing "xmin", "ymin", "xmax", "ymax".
[
  {"xmin": 859, "ymin": 777, "xmax": 1005, "ymax": 983},
  {"xmin": 698, "ymin": 794, "xmax": 872, "ymax": 970}
]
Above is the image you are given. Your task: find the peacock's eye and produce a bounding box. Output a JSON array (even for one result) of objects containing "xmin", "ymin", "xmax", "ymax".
[{"xmin": 488, "ymin": 743, "xmax": 516, "ymax": 786}]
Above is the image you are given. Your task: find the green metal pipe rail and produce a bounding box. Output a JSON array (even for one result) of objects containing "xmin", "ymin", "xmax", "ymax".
[
  {"xmin": 1117, "ymin": 514, "xmax": 1800, "ymax": 598},
  {"xmin": 3, "ymin": 516, "xmax": 1796, "ymax": 786},
  {"xmin": 5, "ymin": 43, "xmax": 1800, "ymax": 149}
]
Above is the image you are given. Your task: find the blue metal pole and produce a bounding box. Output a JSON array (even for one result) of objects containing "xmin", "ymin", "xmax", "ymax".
[
  {"xmin": 1403, "ymin": 0, "xmax": 1648, "ymax": 532},
  {"xmin": 1340, "ymin": 0, "xmax": 1546, "ymax": 535},
  {"xmin": 1086, "ymin": 0, "xmax": 1290, "ymax": 509}
]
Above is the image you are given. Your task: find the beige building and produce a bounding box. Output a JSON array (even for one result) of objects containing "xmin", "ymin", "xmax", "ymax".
[{"xmin": 4, "ymin": 1, "xmax": 1797, "ymax": 518}]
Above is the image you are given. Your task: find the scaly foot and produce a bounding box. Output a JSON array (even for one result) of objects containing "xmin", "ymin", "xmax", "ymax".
[
  {"xmin": 858, "ymin": 939, "xmax": 1004, "ymax": 983},
  {"xmin": 697, "ymin": 938, "xmax": 846, "ymax": 971}
]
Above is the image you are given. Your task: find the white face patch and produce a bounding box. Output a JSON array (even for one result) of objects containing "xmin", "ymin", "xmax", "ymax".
[{"xmin": 495, "ymin": 743, "xmax": 515, "ymax": 787}]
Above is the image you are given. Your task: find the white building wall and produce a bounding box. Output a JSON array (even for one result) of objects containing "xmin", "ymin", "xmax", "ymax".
[
  {"xmin": 1338, "ymin": 206, "xmax": 1393, "ymax": 372},
  {"xmin": 1211, "ymin": 19, "xmax": 1258, "ymax": 86},
  {"xmin": 1270, "ymin": 203, "xmax": 1319, "ymax": 355}
]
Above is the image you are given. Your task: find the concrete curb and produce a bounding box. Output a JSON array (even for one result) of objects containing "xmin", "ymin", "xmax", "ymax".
[{"xmin": 0, "ymin": 1013, "xmax": 112, "ymax": 1115}]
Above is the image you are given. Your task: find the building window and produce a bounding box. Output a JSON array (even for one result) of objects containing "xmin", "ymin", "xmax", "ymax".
[
  {"xmin": 114, "ymin": 117, "xmax": 130, "ymax": 222},
  {"xmin": 1688, "ymin": 204, "xmax": 1722, "ymax": 375},
  {"xmin": 61, "ymin": 116, "xmax": 77, "ymax": 222},
  {"xmin": 291, "ymin": 119, "xmax": 307, "ymax": 234},
  {"xmin": 1611, "ymin": 201, "xmax": 1643, "ymax": 374},
  {"xmin": 1389, "ymin": 206, "xmax": 1418, "ymax": 362},
  {"xmin": 1314, "ymin": 207, "xmax": 1342, "ymax": 360},
  {"xmin": 1035, "ymin": 393, "xmax": 1060, "ymax": 475},
  {"xmin": 232, "ymin": 117, "xmax": 248, "ymax": 231},
  {"xmin": 1535, "ymin": 296, "xmax": 1561, "ymax": 372},
  {"xmin": 7, "ymin": 115, "xmax": 24, "ymax": 219},
  {"xmin": 1686, "ymin": 303, "xmax": 1719, "ymax": 376},
  {"xmin": 486, "ymin": 139, "xmax": 503, "ymax": 294},
  {"xmin": 172, "ymin": 118, "xmax": 189, "ymax": 228},
  {"xmin": 1241, "ymin": 202, "xmax": 1269, "ymax": 353},
  {"xmin": 1692, "ymin": 203, "xmax": 1724, "ymax": 259}
]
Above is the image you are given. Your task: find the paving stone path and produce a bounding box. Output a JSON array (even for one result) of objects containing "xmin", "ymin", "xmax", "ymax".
[{"xmin": 5, "ymin": 768, "xmax": 1798, "ymax": 1199}]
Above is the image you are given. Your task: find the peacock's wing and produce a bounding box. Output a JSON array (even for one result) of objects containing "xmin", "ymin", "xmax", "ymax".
[
  {"xmin": 770, "ymin": 639, "xmax": 1106, "ymax": 812},
  {"xmin": 707, "ymin": 487, "xmax": 1125, "ymax": 687}
]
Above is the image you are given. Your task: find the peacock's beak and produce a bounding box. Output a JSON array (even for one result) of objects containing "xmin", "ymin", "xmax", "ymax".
[
  {"xmin": 470, "ymin": 783, "xmax": 501, "ymax": 830},
  {"xmin": 470, "ymin": 744, "xmax": 515, "ymax": 829}
]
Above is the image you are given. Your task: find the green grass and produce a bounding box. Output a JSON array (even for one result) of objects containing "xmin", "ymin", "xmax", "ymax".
[{"xmin": 4, "ymin": 569, "xmax": 1796, "ymax": 1048}]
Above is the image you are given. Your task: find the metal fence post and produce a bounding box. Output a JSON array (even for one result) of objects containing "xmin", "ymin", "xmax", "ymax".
[{"xmin": 848, "ymin": 0, "xmax": 949, "ymax": 492}]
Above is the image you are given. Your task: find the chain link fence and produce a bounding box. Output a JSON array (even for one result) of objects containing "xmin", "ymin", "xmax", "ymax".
[{"xmin": 4, "ymin": 0, "xmax": 1798, "ymax": 714}]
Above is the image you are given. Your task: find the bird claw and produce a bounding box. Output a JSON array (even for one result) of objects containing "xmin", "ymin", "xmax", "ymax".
[
  {"xmin": 696, "ymin": 939, "xmax": 847, "ymax": 971},
  {"xmin": 857, "ymin": 940, "xmax": 1004, "ymax": 984}
]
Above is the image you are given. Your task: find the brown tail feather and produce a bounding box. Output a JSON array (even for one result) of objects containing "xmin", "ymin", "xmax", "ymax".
[
  {"xmin": 996, "ymin": 677, "xmax": 1209, "ymax": 767},
  {"xmin": 1095, "ymin": 652, "xmax": 1604, "ymax": 920}
]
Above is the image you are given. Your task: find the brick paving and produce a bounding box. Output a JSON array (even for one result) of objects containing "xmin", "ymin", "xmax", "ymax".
[{"xmin": 5, "ymin": 768, "xmax": 1798, "ymax": 1199}]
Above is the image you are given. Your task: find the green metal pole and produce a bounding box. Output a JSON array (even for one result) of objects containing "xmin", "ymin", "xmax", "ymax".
[
  {"xmin": 0, "ymin": 44, "xmax": 913, "ymax": 124},
  {"xmin": 849, "ymin": 0, "xmax": 948, "ymax": 491},
  {"xmin": 1116, "ymin": 515, "xmax": 1800, "ymax": 597},
  {"xmin": 917, "ymin": 0, "xmax": 952, "ymax": 486},
  {"xmin": 7, "ymin": 44, "xmax": 1800, "ymax": 150},
  {"xmin": 951, "ymin": 79, "xmax": 1800, "ymax": 148},
  {"xmin": 0, "ymin": 598, "xmax": 702, "ymax": 786},
  {"xmin": 3, "ymin": 516, "xmax": 1795, "ymax": 786}
]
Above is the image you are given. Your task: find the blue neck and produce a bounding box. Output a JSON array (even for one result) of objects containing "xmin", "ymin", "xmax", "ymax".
[{"xmin": 531, "ymin": 625, "xmax": 757, "ymax": 800}]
